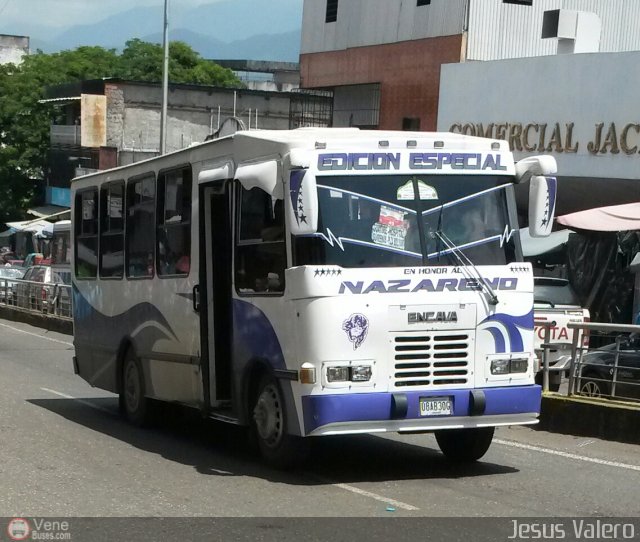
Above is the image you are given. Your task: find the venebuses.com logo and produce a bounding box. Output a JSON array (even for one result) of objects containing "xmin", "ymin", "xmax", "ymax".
[
  {"xmin": 6, "ymin": 517, "xmax": 72, "ymax": 540},
  {"xmin": 7, "ymin": 518, "xmax": 30, "ymax": 541}
]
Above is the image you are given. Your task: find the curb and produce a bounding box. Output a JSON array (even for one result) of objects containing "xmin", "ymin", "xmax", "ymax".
[
  {"xmin": 538, "ymin": 393, "xmax": 640, "ymax": 445},
  {"xmin": 0, "ymin": 305, "xmax": 73, "ymax": 335}
]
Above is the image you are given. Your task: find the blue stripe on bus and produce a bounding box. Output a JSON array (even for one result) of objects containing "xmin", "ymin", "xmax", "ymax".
[
  {"xmin": 301, "ymin": 385, "xmax": 541, "ymax": 434},
  {"xmin": 232, "ymin": 298, "xmax": 286, "ymax": 370}
]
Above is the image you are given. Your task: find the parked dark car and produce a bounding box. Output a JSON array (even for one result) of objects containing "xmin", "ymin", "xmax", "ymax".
[
  {"xmin": 578, "ymin": 334, "xmax": 640, "ymax": 401},
  {"xmin": 0, "ymin": 267, "xmax": 25, "ymax": 303},
  {"xmin": 14, "ymin": 265, "xmax": 71, "ymax": 314}
]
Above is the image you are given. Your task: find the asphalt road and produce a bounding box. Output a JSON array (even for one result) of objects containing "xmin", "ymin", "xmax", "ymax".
[{"xmin": 1, "ymin": 318, "xmax": 640, "ymax": 521}]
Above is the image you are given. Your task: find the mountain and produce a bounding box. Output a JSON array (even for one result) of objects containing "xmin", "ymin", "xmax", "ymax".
[
  {"xmin": 22, "ymin": 0, "xmax": 303, "ymax": 61},
  {"xmin": 142, "ymin": 29, "xmax": 301, "ymax": 62}
]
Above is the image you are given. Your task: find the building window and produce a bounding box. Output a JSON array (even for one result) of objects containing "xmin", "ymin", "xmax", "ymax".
[
  {"xmin": 402, "ymin": 117, "xmax": 421, "ymax": 131},
  {"xmin": 126, "ymin": 174, "xmax": 156, "ymax": 279},
  {"xmin": 156, "ymin": 166, "xmax": 192, "ymax": 277},
  {"xmin": 325, "ymin": 0, "xmax": 338, "ymax": 23},
  {"xmin": 417, "ymin": 0, "xmax": 431, "ymax": 6},
  {"xmin": 235, "ymin": 184, "xmax": 286, "ymax": 295},
  {"xmin": 100, "ymin": 181, "xmax": 125, "ymax": 278},
  {"xmin": 74, "ymin": 188, "xmax": 98, "ymax": 279},
  {"xmin": 503, "ymin": 0, "xmax": 533, "ymax": 5}
]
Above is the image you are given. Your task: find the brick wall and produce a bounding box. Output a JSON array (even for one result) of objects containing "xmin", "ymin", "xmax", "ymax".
[{"xmin": 300, "ymin": 35, "xmax": 464, "ymax": 131}]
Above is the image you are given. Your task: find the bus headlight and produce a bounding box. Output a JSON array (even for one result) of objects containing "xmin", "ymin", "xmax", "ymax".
[
  {"xmin": 326, "ymin": 364, "xmax": 373, "ymax": 383},
  {"xmin": 327, "ymin": 366, "xmax": 350, "ymax": 382},
  {"xmin": 490, "ymin": 358, "xmax": 528, "ymax": 375},
  {"xmin": 351, "ymin": 365, "xmax": 372, "ymax": 382},
  {"xmin": 510, "ymin": 358, "xmax": 528, "ymax": 373},
  {"xmin": 490, "ymin": 359, "xmax": 510, "ymax": 375}
]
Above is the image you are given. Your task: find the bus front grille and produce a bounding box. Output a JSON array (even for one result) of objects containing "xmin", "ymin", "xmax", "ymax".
[{"xmin": 392, "ymin": 333, "xmax": 471, "ymax": 388}]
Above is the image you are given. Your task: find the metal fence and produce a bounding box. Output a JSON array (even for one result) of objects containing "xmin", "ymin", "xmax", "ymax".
[
  {"xmin": 0, "ymin": 277, "xmax": 72, "ymax": 319},
  {"xmin": 540, "ymin": 322, "xmax": 640, "ymax": 403}
]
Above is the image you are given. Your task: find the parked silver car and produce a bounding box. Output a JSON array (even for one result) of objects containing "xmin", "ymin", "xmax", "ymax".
[
  {"xmin": 0, "ymin": 267, "xmax": 25, "ymax": 303},
  {"xmin": 13, "ymin": 265, "xmax": 71, "ymax": 314}
]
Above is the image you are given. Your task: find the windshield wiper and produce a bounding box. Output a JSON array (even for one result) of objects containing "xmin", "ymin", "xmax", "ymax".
[{"xmin": 432, "ymin": 229, "xmax": 500, "ymax": 306}]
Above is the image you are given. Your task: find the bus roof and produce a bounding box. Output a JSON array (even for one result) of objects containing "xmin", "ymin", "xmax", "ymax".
[{"xmin": 71, "ymin": 128, "xmax": 511, "ymax": 184}]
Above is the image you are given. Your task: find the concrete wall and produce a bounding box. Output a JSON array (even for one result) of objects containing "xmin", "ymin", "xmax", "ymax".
[
  {"xmin": 105, "ymin": 82, "xmax": 294, "ymax": 166},
  {"xmin": 0, "ymin": 34, "xmax": 29, "ymax": 65}
]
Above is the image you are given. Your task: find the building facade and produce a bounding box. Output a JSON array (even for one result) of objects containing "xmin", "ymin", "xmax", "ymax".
[
  {"xmin": 437, "ymin": 50, "xmax": 640, "ymax": 216},
  {"xmin": 0, "ymin": 34, "xmax": 29, "ymax": 65},
  {"xmin": 300, "ymin": 0, "xmax": 640, "ymax": 130},
  {"xmin": 43, "ymin": 79, "xmax": 331, "ymax": 210}
]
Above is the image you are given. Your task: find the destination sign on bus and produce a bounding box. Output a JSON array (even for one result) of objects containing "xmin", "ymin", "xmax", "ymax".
[{"xmin": 317, "ymin": 152, "xmax": 508, "ymax": 172}]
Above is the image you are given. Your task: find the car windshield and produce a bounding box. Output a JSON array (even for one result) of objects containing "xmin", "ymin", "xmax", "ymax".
[
  {"xmin": 293, "ymin": 174, "xmax": 519, "ymax": 268},
  {"xmin": 0, "ymin": 268, "xmax": 24, "ymax": 279},
  {"xmin": 534, "ymin": 278, "xmax": 580, "ymax": 306}
]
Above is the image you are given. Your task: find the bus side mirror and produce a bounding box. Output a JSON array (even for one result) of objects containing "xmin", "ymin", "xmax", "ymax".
[
  {"xmin": 515, "ymin": 155, "xmax": 557, "ymax": 183},
  {"xmin": 287, "ymin": 170, "xmax": 318, "ymax": 236},
  {"xmin": 529, "ymin": 176, "xmax": 557, "ymax": 238}
]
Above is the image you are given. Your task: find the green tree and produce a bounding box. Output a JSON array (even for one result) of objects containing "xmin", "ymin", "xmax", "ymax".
[
  {"xmin": 0, "ymin": 42, "xmax": 241, "ymax": 223},
  {"xmin": 117, "ymin": 38, "xmax": 240, "ymax": 86}
]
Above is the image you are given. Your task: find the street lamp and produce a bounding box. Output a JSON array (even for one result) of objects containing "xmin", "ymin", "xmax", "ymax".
[{"xmin": 160, "ymin": 0, "xmax": 169, "ymax": 155}]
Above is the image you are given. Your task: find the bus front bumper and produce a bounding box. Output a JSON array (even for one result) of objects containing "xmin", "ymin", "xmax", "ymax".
[{"xmin": 302, "ymin": 385, "xmax": 541, "ymax": 437}]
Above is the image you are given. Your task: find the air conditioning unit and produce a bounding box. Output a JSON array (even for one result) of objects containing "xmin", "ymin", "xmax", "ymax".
[{"xmin": 542, "ymin": 9, "xmax": 601, "ymax": 54}]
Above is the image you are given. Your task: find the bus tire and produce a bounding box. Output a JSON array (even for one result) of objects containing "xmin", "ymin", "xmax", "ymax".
[
  {"xmin": 251, "ymin": 374, "xmax": 305, "ymax": 468},
  {"xmin": 435, "ymin": 427, "xmax": 494, "ymax": 462},
  {"xmin": 119, "ymin": 349, "xmax": 153, "ymax": 427}
]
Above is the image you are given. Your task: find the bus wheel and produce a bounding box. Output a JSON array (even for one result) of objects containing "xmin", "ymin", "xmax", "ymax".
[
  {"xmin": 119, "ymin": 350, "xmax": 152, "ymax": 427},
  {"xmin": 435, "ymin": 427, "xmax": 494, "ymax": 462},
  {"xmin": 251, "ymin": 374, "xmax": 304, "ymax": 468}
]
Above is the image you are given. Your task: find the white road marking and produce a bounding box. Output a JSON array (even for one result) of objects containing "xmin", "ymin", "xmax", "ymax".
[
  {"xmin": 209, "ymin": 468, "xmax": 233, "ymax": 475},
  {"xmin": 40, "ymin": 387, "xmax": 114, "ymax": 415},
  {"xmin": 494, "ymin": 438, "xmax": 640, "ymax": 472},
  {"xmin": 310, "ymin": 475, "xmax": 419, "ymax": 511},
  {"xmin": 0, "ymin": 322, "xmax": 73, "ymax": 346}
]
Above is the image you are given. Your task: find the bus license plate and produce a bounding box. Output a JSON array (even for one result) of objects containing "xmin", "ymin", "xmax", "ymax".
[{"xmin": 419, "ymin": 397, "xmax": 452, "ymax": 416}]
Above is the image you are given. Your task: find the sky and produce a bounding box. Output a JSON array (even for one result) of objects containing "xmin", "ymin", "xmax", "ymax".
[{"xmin": 0, "ymin": 0, "xmax": 216, "ymax": 29}]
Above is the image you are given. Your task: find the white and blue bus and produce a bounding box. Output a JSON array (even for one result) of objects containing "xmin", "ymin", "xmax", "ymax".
[{"xmin": 71, "ymin": 128, "xmax": 557, "ymax": 465}]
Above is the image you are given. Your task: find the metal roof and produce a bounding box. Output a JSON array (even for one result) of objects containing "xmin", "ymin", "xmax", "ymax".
[{"xmin": 38, "ymin": 96, "xmax": 81, "ymax": 105}]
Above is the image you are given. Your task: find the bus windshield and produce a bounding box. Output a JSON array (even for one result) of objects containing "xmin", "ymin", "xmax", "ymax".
[{"xmin": 293, "ymin": 174, "xmax": 519, "ymax": 268}]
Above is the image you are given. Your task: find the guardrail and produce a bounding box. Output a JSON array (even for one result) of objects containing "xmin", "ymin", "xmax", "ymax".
[
  {"xmin": 0, "ymin": 277, "xmax": 72, "ymax": 319},
  {"xmin": 540, "ymin": 322, "xmax": 640, "ymax": 403}
]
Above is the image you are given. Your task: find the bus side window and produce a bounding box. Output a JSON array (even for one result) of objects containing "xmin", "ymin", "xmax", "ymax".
[
  {"xmin": 157, "ymin": 167, "xmax": 192, "ymax": 276},
  {"xmin": 99, "ymin": 181, "xmax": 124, "ymax": 278},
  {"xmin": 235, "ymin": 184, "xmax": 286, "ymax": 295},
  {"xmin": 126, "ymin": 174, "xmax": 156, "ymax": 279},
  {"xmin": 74, "ymin": 188, "xmax": 98, "ymax": 279}
]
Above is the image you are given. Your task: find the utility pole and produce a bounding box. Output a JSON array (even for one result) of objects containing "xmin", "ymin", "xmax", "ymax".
[{"xmin": 160, "ymin": 0, "xmax": 170, "ymax": 155}]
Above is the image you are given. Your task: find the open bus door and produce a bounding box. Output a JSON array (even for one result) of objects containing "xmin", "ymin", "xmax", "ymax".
[{"xmin": 200, "ymin": 180, "xmax": 233, "ymax": 408}]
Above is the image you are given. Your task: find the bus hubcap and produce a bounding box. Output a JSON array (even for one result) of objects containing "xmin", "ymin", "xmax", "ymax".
[{"xmin": 253, "ymin": 384, "xmax": 283, "ymax": 447}]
